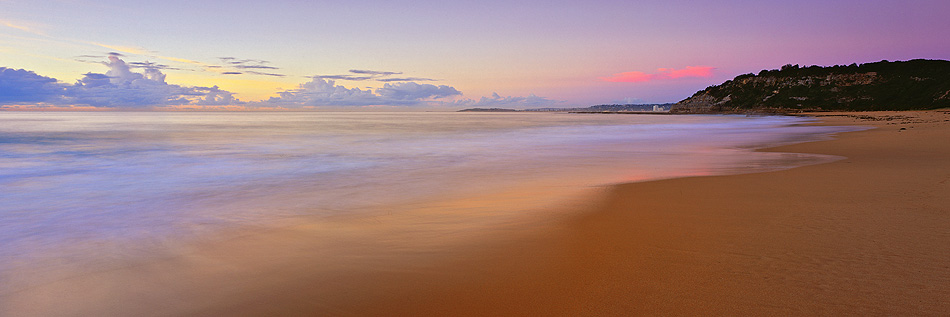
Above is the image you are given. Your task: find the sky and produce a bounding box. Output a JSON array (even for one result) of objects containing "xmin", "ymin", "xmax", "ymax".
[{"xmin": 1, "ymin": 0, "xmax": 949, "ymax": 110}]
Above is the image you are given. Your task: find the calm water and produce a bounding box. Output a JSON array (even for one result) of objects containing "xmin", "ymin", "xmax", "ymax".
[{"xmin": 0, "ymin": 111, "xmax": 860, "ymax": 293}]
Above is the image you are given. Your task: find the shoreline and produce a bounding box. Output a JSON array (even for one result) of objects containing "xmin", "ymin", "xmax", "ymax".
[
  {"xmin": 334, "ymin": 110, "xmax": 950, "ymax": 316},
  {"xmin": 321, "ymin": 110, "xmax": 950, "ymax": 315},
  {"xmin": 3, "ymin": 110, "xmax": 949, "ymax": 316}
]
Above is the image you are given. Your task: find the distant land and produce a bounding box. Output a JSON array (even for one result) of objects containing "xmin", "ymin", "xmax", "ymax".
[
  {"xmin": 458, "ymin": 103, "xmax": 673, "ymax": 113},
  {"xmin": 461, "ymin": 59, "xmax": 950, "ymax": 114},
  {"xmin": 457, "ymin": 108, "xmax": 521, "ymax": 112},
  {"xmin": 672, "ymin": 59, "xmax": 950, "ymax": 113}
]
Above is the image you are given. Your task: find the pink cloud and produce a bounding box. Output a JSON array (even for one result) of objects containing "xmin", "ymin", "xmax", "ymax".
[
  {"xmin": 660, "ymin": 66, "xmax": 715, "ymax": 79},
  {"xmin": 600, "ymin": 71, "xmax": 656, "ymax": 83},
  {"xmin": 601, "ymin": 66, "xmax": 715, "ymax": 83}
]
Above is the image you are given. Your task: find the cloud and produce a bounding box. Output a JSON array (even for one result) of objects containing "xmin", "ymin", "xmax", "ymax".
[
  {"xmin": 92, "ymin": 43, "xmax": 151, "ymax": 56},
  {"xmin": 264, "ymin": 78, "xmax": 382, "ymax": 106},
  {"xmin": 263, "ymin": 78, "xmax": 461, "ymax": 107},
  {"xmin": 74, "ymin": 52, "xmax": 126, "ymax": 64},
  {"xmin": 311, "ymin": 69, "xmax": 429, "ymax": 82},
  {"xmin": 191, "ymin": 85, "xmax": 241, "ymax": 105},
  {"xmin": 349, "ymin": 69, "xmax": 401, "ymax": 76},
  {"xmin": 613, "ymin": 97, "xmax": 645, "ymax": 104},
  {"xmin": 314, "ymin": 74, "xmax": 374, "ymax": 81},
  {"xmin": 105, "ymin": 55, "xmax": 164, "ymax": 83},
  {"xmin": 0, "ymin": 19, "xmax": 47, "ymax": 36},
  {"xmin": 212, "ymin": 57, "xmax": 284, "ymax": 77},
  {"xmin": 659, "ymin": 66, "xmax": 715, "ymax": 78},
  {"xmin": 1, "ymin": 56, "xmax": 243, "ymax": 108},
  {"xmin": 159, "ymin": 55, "xmax": 203, "ymax": 65},
  {"xmin": 376, "ymin": 82, "xmax": 461, "ymax": 100},
  {"xmin": 376, "ymin": 77, "xmax": 437, "ymax": 82},
  {"xmin": 0, "ymin": 67, "xmax": 67, "ymax": 104},
  {"xmin": 245, "ymin": 70, "xmax": 285, "ymax": 77},
  {"xmin": 233, "ymin": 65, "xmax": 279, "ymax": 70},
  {"xmin": 601, "ymin": 66, "xmax": 715, "ymax": 82},
  {"xmin": 455, "ymin": 92, "xmax": 557, "ymax": 108},
  {"xmin": 87, "ymin": 44, "xmax": 207, "ymax": 70},
  {"xmin": 65, "ymin": 55, "xmax": 243, "ymax": 107},
  {"xmin": 3, "ymin": 58, "xmax": 547, "ymax": 110},
  {"xmin": 0, "ymin": 20, "xmax": 35, "ymax": 33},
  {"xmin": 220, "ymin": 57, "xmax": 270, "ymax": 65},
  {"xmin": 601, "ymin": 71, "xmax": 656, "ymax": 83},
  {"xmin": 128, "ymin": 61, "xmax": 181, "ymax": 71}
]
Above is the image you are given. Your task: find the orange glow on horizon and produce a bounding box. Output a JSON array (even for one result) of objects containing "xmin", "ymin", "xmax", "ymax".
[{"xmin": 167, "ymin": 73, "xmax": 291, "ymax": 102}]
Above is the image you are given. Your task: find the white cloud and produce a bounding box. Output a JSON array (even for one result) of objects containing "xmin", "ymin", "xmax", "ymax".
[
  {"xmin": 376, "ymin": 82, "xmax": 461, "ymax": 101},
  {"xmin": 0, "ymin": 67, "xmax": 66, "ymax": 104},
  {"xmin": 2, "ymin": 58, "xmax": 554, "ymax": 110},
  {"xmin": 263, "ymin": 77, "xmax": 461, "ymax": 107},
  {"xmin": 0, "ymin": 56, "xmax": 244, "ymax": 108}
]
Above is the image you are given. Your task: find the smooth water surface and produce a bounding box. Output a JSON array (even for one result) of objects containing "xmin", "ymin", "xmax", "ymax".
[{"xmin": 0, "ymin": 111, "xmax": 861, "ymax": 293}]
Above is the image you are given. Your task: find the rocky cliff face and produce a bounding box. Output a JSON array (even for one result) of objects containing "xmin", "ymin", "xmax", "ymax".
[{"xmin": 672, "ymin": 59, "xmax": 950, "ymax": 113}]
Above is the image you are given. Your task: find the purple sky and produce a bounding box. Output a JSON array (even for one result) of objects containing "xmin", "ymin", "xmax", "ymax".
[{"xmin": 1, "ymin": 0, "xmax": 948, "ymax": 109}]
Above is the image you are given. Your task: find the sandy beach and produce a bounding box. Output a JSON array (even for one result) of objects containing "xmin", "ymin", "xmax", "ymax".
[
  {"xmin": 4, "ymin": 110, "xmax": 949, "ymax": 316},
  {"xmin": 331, "ymin": 110, "xmax": 950, "ymax": 316}
]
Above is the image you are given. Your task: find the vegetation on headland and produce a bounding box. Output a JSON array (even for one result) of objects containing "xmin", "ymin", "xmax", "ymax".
[{"xmin": 671, "ymin": 59, "xmax": 950, "ymax": 113}]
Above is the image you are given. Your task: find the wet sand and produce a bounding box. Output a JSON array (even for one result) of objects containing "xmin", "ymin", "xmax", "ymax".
[
  {"xmin": 4, "ymin": 110, "xmax": 950, "ymax": 316},
  {"xmin": 337, "ymin": 110, "xmax": 950, "ymax": 316}
]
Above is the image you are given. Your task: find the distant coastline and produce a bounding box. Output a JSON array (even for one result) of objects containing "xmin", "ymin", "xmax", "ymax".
[{"xmin": 458, "ymin": 103, "xmax": 673, "ymax": 113}]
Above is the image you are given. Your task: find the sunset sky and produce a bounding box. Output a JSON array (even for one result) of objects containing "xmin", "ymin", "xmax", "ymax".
[{"xmin": 1, "ymin": 0, "xmax": 948, "ymax": 110}]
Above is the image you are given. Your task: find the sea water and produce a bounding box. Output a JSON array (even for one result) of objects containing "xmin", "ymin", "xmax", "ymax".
[{"xmin": 0, "ymin": 111, "xmax": 861, "ymax": 294}]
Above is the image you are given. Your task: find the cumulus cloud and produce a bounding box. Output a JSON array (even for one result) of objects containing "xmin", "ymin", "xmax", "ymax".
[
  {"xmin": 1, "ymin": 56, "xmax": 243, "ymax": 108},
  {"xmin": 192, "ymin": 85, "xmax": 240, "ymax": 105},
  {"xmin": 3, "ymin": 58, "xmax": 553, "ymax": 110},
  {"xmin": 455, "ymin": 92, "xmax": 557, "ymax": 108},
  {"xmin": 64, "ymin": 56, "xmax": 242, "ymax": 107},
  {"xmin": 264, "ymin": 78, "xmax": 382, "ymax": 106},
  {"xmin": 0, "ymin": 68, "xmax": 67, "ymax": 104},
  {"xmin": 263, "ymin": 77, "xmax": 461, "ymax": 107},
  {"xmin": 376, "ymin": 82, "xmax": 461, "ymax": 100},
  {"xmin": 601, "ymin": 66, "xmax": 715, "ymax": 83},
  {"xmin": 376, "ymin": 77, "xmax": 436, "ymax": 82}
]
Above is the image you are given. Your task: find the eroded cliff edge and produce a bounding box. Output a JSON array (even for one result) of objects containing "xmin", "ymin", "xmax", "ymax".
[{"xmin": 671, "ymin": 59, "xmax": 950, "ymax": 113}]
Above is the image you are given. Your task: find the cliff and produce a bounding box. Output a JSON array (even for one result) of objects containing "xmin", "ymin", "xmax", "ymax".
[{"xmin": 671, "ymin": 59, "xmax": 950, "ymax": 113}]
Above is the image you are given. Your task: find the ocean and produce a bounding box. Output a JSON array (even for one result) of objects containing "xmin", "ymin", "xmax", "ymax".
[{"xmin": 0, "ymin": 111, "xmax": 861, "ymax": 294}]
